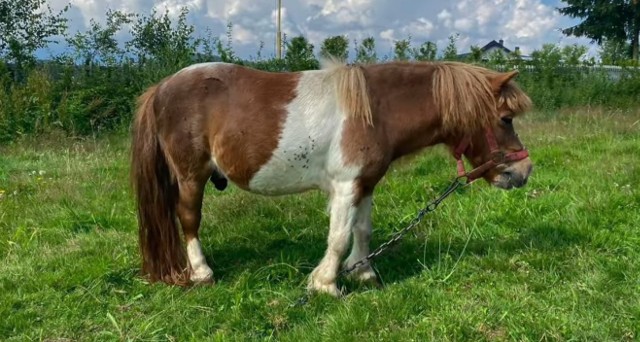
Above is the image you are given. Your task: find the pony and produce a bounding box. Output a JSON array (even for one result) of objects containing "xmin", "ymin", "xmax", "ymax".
[{"xmin": 130, "ymin": 59, "xmax": 533, "ymax": 297}]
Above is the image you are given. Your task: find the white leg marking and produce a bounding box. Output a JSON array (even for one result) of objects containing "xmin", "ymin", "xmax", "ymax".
[
  {"xmin": 187, "ymin": 238, "xmax": 213, "ymax": 283},
  {"xmin": 308, "ymin": 181, "xmax": 358, "ymax": 296},
  {"xmin": 344, "ymin": 196, "xmax": 378, "ymax": 284}
]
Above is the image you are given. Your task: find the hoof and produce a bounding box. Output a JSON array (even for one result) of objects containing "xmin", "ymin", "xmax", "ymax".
[
  {"xmin": 190, "ymin": 267, "xmax": 214, "ymax": 284},
  {"xmin": 307, "ymin": 270, "xmax": 341, "ymax": 297},
  {"xmin": 342, "ymin": 261, "xmax": 381, "ymax": 287}
]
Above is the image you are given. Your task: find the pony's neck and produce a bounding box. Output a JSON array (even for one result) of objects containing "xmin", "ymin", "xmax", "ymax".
[{"xmin": 363, "ymin": 62, "xmax": 450, "ymax": 161}]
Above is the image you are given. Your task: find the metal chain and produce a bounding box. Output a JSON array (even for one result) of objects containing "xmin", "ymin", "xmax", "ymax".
[
  {"xmin": 291, "ymin": 176, "xmax": 466, "ymax": 307},
  {"xmin": 339, "ymin": 177, "xmax": 465, "ymax": 277}
]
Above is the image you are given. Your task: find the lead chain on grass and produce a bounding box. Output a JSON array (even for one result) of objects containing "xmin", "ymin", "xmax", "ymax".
[
  {"xmin": 338, "ymin": 177, "xmax": 464, "ymax": 278},
  {"xmin": 291, "ymin": 177, "xmax": 466, "ymax": 307}
]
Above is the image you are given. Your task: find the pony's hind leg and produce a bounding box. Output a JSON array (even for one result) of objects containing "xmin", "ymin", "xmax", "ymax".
[
  {"xmin": 343, "ymin": 196, "xmax": 379, "ymax": 285},
  {"xmin": 177, "ymin": 177, "xmax": 214, "ymax": 284},
  {"xmin": 308, "ymin": 181, "xmax": 359, "ymax": 297}
]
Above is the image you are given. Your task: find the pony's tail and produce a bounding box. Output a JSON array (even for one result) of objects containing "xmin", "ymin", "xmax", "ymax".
[{"xmin": 131, "ymin": 84, "xmax": 189, "ymax": 286}]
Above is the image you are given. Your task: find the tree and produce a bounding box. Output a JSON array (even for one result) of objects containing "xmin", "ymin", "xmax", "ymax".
[
  {"xmin": 127, "ymin": 7, "xmax": 199, "ymax": 68},
  {"xmin": 413, "ymin": 41, "xmax": 437, "ymax": 61},
  {"xmin": 354, "ymin": 37, "xmax": 377, "ymax": 63},
  {"xmin": 487, "ymin": 49, "xmax": 507, "ymax": 66},
  {"xmin": 442, "ymin": 33, "xmax": 459, "ymax": 60},
  {"xmin": 507, "ymin": 48, "xmax": 524, "ymax": 68},
  {"xmin": 557, "ymin": 0, "xmax": 640, "ymax": 61},
  {"xmin": 599, "ymin": 37, "xmax": 632, "ymax": 65},
  {"xmin": 394, "ymin": 37, "xmax": 412, "ymax": 61},
  {"xmin": 0, "ymin": 0, "xmax": 68, "ymax": 78},
  {"xmin": 561, "ymin": 44, "xmax": 588, "ymax": 66},
  {"xmin": 320, "ymin": 35, "xmax": 349, "ymax": 61},
  {"xmin": 66, "ymin": 9, "xmax": 133, "ymax": 67},
  {"xmin": 467, "ymin": 45, "xmax": 483, "ymax": 63},
  {"xmin": 285, "ymin": 35, "xmax": 319, "ymax": 71}
]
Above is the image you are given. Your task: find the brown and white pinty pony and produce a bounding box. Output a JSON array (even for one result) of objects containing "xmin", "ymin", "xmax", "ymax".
[{"xmin": 130, "ymin": 60, "xmax": 533, "ymax": 297}]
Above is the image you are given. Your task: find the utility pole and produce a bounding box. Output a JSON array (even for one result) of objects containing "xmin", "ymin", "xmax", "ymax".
[{"xmin": 276, "ymin": 0, "xmax": 282, "ymax": 59}]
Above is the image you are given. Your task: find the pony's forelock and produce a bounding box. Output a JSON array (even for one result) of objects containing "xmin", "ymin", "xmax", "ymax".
[{"xmin": 432, "ymin": 62, "xmax": 531, "ymax": 133}]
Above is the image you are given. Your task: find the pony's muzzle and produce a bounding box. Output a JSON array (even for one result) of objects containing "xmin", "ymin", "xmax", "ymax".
[{"xmin": 493, "ymin": 158, "xmax": 533, "ymax": 189}]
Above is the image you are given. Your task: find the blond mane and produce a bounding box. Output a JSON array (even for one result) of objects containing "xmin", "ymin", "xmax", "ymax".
[
  {"xmin": 432, "ymin": 61, "xmax": 532, "ymax": 133},
  {"xmin": 323, "ymin": 58, "xmax": 373, "ymax": 126},
  {"xmin": 320, "ymin": 59, "xmax": 531, "ymax": 130}
]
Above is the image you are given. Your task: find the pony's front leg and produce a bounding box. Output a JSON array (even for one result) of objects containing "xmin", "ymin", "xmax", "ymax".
[
  {"xmin": 343, "ymin": 195, "xmax": 379, "ymax": 285},
  {"xmin": 308, "ymin": 181, "xmax": 359, "ymax": 297}
]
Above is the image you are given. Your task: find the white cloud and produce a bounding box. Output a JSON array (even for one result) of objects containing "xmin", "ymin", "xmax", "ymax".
[
  {"xmin": 379, "ymin": 29, "xmax": 395, "ymax": 42},
  {"xmin": 42, "ymin": 0, "xmax": 592, "ymax": 60},
  {"xmin": 454, "ymin": 18, "xmax": 473, "ymax": 32}
]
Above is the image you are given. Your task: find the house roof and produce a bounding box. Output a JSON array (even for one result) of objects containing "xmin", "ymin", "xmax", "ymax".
[
  {"xmin": 456, "ymin": 39, "xmax": 531, "ymax": 60},
  {"xmin": 481, "ymin": 40, "xmax": 511, "ymax": 53}
]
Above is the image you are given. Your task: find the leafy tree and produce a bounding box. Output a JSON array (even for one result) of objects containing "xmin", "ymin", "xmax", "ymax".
[
  {"xmin": 531, "ymin": 44, "xmax": 563, "ymax": 67},
  {"xmin": 127, "ymin": 7, "xmax": 199, "ymax": 69},
  {"xmin": 216, "ymin": 22, "xmax": 238, "ymax": 63},
  {"xmin": 558, "ymin": 0, "xmax": 640, "ymax": 61},
  {"xmin": 394, "ymin": 37, "xmax": 411, "ymax": 61},
  {"xmin": 487, "ymin": 49, "xmax": 507, "ymax": 66},
  {"xmin": 467, "ymin": 45, "xmax": 483, "ymax": 63},
  {"xmin": 562, "ymin": 44, "xmax": 588, "ymax": 66},
  {"xmin": 413, "ymin": 41, "xmax": 438, "ymax": 61},
  {"xmin": 354, "ymin": 37, "xmax": 377, "ymax": 63},
  {"xmin": 507, "ymin": 48, "xmax": 524, "ymax": 68},
  {"xmin": 66, "ymin": 9, "xmax": 133, "ymax": 67},
  {"xmin": 442, "ymin": 33, "xmax": 459, "ymax": 60},
  {"xmin": 0, "ymin": 0, "xmax": 68, "ymax": 79},
  {"xmin": 320, "ymin": 35, "xmax": 349, "ymax": 61},
  {"xmin": 285, "ymin": 35, "xmax": 319, "ymax": 71},
  {"xmin": 599, "ymin": 37, "xmax": 632, "ymax": 65}
]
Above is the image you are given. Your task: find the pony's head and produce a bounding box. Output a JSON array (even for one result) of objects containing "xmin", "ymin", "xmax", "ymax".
[{"xmin": 434, "ymin": 63, "xmax": 533, "ymax": 189}]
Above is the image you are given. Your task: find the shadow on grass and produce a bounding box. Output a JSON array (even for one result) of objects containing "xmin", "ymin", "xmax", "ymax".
[{"xmin": 199, "ymin": 216, "xmax": 590, "ymax": 293}]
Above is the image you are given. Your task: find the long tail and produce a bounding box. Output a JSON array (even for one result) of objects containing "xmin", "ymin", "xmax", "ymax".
[{"xmin": 130, "ymin": 84, "xmax": 189, "ymax": 286}]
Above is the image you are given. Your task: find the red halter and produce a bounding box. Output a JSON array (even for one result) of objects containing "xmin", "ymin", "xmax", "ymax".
[{"xmin": 453, "ymin": 127, "xmax": 529, "ymax": 183}]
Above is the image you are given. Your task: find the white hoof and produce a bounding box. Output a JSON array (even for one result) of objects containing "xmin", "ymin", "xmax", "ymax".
[
  {"xmin": 307, "ymin": 269, "xmax": 341, "ymax": 297},
  {"xmin": 343, "ymin": 261, "xmax": 380, "ymax": 286},
  {"xmin": 190, "ymin": 266, "xmax": 214, "ymax": 284}
]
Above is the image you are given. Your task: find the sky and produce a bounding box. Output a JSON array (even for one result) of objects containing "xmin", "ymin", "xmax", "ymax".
[{"xmin": 43, "ymin": 0, "xmax": 598, "ymax": 60}]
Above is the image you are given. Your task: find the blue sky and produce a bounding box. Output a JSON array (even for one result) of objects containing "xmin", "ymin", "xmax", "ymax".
[{"xmin": 43, "ymin": 0, "xmax": 596, "ymax": 60}]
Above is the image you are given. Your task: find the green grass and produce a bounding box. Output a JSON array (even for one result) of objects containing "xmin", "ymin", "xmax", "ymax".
[{"xmin": 1, "ymin": 108, "xmax": 639, "ymax": 341}]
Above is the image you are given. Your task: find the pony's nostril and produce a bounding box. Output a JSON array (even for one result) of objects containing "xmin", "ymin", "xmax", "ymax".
[{"xmin": 502, "ymin": 171, "xmax": 513, "ymax": 181}]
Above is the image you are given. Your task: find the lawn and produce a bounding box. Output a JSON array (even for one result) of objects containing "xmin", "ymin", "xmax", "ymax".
[{"xmin": 1, "ymin": 108, "xmax": 639, "ymax": 341}]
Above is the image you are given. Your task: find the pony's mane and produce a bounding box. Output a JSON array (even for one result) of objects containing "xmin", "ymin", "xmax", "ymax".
[
  {"xmin": 319, "ymin": 59, "xmax": 531, "ymax": 130},
  {"xmin": 322, "ymin": 57, "xmax": 373, "ymax": 126},
  {"xmin": 431, "ymin": 61, "xmax": 532, "ymax": 133}
]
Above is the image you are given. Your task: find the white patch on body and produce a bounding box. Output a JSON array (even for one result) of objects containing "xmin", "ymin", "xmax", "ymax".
[
  {"xmin": 248, "ymin": 69, "xmax": 360, "ymax": 195},
  {"xmin": 187, "ymin": 238, "xmax": 213, "ymax": 283}
]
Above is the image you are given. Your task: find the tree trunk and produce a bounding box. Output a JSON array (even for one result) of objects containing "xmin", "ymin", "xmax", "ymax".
[
  {"xmin": 633, "ymin": 30, "xmax": 639, "ymax": 61},
  {"xmin": 634, "ymin": 0, "xmax": 640, "ymax": 61}
]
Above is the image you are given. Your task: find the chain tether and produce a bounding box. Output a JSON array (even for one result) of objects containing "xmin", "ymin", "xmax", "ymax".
[
  {"xmin": 339, "ymin": 176, "xmax": 465, "ymax": 277},
  {"xmin": 291, "ymin": 176, "xmax": 466, "ymax": 307}
]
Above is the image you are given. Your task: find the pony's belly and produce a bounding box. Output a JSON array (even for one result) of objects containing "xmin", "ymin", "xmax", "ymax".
[{"xmin": 248, "ymin": 156, "xmax": 329, "ymax": 195}]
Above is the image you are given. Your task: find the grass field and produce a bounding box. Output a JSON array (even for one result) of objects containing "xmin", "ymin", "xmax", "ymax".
[{"xmin": 1, "ymin": 108, "xmax": 639, "ymax": 341}]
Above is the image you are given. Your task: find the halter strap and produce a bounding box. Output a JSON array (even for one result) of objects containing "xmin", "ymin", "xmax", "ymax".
[{"xmin": 454, "ymin": 126, "xmax": 529, "ymax": 183}]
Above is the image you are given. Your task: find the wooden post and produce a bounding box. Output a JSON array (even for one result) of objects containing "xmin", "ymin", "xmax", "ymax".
[{"xmin": 276, "ymin": 0, "xmax": 282, "ymax": 59}]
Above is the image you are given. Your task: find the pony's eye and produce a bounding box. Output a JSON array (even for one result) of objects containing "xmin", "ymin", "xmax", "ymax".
[{"xmin": 501, "ymin": 117, "xmax": 513, "ymax": 125}]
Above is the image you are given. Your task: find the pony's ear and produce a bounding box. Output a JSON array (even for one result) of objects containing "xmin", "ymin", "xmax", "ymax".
[{"xmin": 489, "ymin": 70, "xmax": 519, "ymax": 94}]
